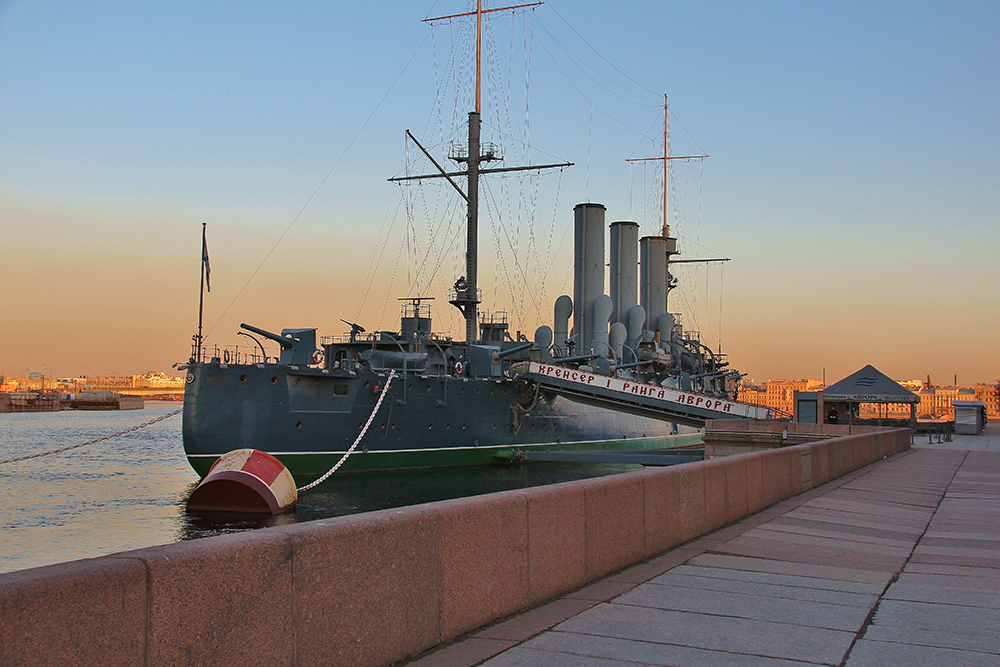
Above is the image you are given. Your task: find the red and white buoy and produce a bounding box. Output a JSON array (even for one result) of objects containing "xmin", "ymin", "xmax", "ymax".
[{"xmin": 186, "ymin": 449, "xmax": 297, "ymax": 515}]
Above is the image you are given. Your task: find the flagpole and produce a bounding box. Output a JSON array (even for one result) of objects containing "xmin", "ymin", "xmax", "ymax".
[{"xmin": 197, "ymin": 222, "xmax": 206, "ymax": 363}]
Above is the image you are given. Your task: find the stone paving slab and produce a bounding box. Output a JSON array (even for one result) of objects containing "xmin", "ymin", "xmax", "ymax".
[
  {"xmin": 614, "ymin": 581, "xmax": 871, "ymax": 632},
  {"xmin": 869, "ymin": 598, "xmax": 1000, "ymax": 637},
  {"xmin": 895, "ymin": 571, "xmax": 1000, "ymax": 592},
  {"xmin": 478, "ymin": 645, "xmax": 643, "ymax": 667},
  {"xmin": 551, "ymin": 603, "xmax": 856, "ymax": 664},
  {"xmin": 884, "ymin": 580, "xmax": 1000, "ymax": 608},
  {"xmin": 686, "ymin": 552, "xmax": 895, "ymax": 586},
  {"xmin": 845, "ymin": 639, "xmax": 1000, "ymax": 667},
  {"xmin": 709, "ymin": 533, "xmax": 911, "ymax": 572},
  {"xmin": 405, "ymin": 638, "xmax": 518, "ymax": 667},
  {"xmin": 561, "ymin": 580, "xmax": 636, "ymax": 602},
  {"xmin": 759, "ymin": 517, "xmax": 918, "ymax": 547},
  {"xmin": 919, "ymin": 535, "xmax": 1000, "ymax": 549},
  {"xmin": 471, "ymin": 598, "xmax": 599, "ymax": 642},
  {"xmin": 862, "ymin": 624, "xmax": 1000, "ymax": 654},
  {"xmin": 666, "ymin": 564, "xmax": 886, "ymax": 595},
  {"xmin": 904, "ymin": 562, "xmax": 1000, "ymax": 579},
  {"xmin": 909, "ymin": 552, "xmax": 1000, "ymax": 568},
  {"xmin": 781, "ymin": 506, "xmax": 929, "ymax": 533},
  {"xmin": 816, "ymin": 488, "xmax": 943, "ymax": 508},
  {"xmin": 483, "ymin": 631, "xmax": 829, "ymax": 667},
  {"xmin": 804, "ymin": 497, "xmax": 934, "ymax": 521},
  {"xmin": 741, "ymin": 524, "xmax": 915, "ymax": 554},
  {"xmin": 646, "ymin": 570, "xmax": 880, "ymax": 607}
]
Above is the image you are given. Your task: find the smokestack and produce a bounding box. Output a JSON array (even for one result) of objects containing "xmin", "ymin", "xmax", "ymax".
[
  {"xmin": 574, "ymin": 203, "xmax": 606, "ymax": 354},
  {"xmin": 609, "ymin": 221, "xmax": 639, "ymax": 326},
  {"xmin": 640, "ymin": 235, "xmax": 668, "ymax": 325}
]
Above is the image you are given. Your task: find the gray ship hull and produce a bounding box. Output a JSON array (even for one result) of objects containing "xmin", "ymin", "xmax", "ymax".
[{"xmin": 182, "ymin": 361, "xmax": 694, "ymax": 478}]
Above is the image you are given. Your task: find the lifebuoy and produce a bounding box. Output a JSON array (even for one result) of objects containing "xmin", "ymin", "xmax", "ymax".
[
  {"xmin": 454, "ymin": 361, "xmax": 464, "ymax": 375},
  {"xmin": 312, "ymin": 349, "xmax": 325, "ymax": 366}
]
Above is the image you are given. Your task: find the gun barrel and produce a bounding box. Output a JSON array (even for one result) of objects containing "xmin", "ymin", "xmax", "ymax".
[{"xmin": 240, "ymin": 323, "xmax": 295, "ymax": 349}]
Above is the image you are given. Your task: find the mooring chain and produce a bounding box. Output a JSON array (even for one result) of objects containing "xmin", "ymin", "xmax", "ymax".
[
  {"xmin": 297, "ymin": 371, "xmax": 396, "ymax": 492},
  {"xmin": 0, "ymin": 408, "xmax": 183, "ymax": 466}
]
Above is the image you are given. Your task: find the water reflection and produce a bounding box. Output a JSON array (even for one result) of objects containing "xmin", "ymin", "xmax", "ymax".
[{"xmin": 1, "ymin": 404, "xmax": 643, "ymax": 573}]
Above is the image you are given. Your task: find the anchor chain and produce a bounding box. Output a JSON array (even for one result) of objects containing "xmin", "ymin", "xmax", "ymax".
[
  {"xmin": 0, "ymin": 408, "xmax": 183, "ymax": 466},
  {"xmin": 297, "ymin": 371, "xmax": 396, "ymax": 492}
]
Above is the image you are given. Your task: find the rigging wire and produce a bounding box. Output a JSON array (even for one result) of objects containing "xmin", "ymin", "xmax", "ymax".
[
  {"xmin": 205, "ymin": 30, "xmax": 432, "ymax": 342},
  {"xmin": 533, "ymin": 13, "xmax": 658, "ymax": 107},
  {"xmin": 353, "ymin": 194, "xmax": 406, "ymax": 324},
  {"xmin": 545, "ymin": 3, "xmax": 660, "ymax": 99}
]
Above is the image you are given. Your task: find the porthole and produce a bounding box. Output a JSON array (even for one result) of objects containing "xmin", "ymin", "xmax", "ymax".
[
  {"xmin": 239, "ymin": 374, "xmax": 247, "ymax": 383},
  {"xmin": 271, "ymin": 376, "xmax": 278, "ymax": 384},
  {"xmin": 295, "ymin": 421, "xmax": 303, "ymax": 429},
  {"xmin": 364, "ymin": 380, "xmax": 370, "ymax": 389},
  {"xmin": 390, "ymin": 423, "xmax": 396, "ymax": 429},
  {"xmin": 295, "ymin": 378, "xmax": 301, "ymax": 386},
  {"xmin": 427, "ymin": 424, "xmax": 433, "ymax": 430},
  {"xmin": 445, "ymin": 424, "xmax": 451, "ymax": 430}
]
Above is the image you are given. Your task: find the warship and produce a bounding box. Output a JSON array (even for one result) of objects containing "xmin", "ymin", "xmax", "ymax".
[{"xmin": 180, "ymin": 3, "xmax": 769, "ymax": 479}]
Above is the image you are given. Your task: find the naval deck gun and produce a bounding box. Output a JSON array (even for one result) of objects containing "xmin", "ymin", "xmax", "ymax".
[{"xmin": 240, "ymin": 323, "xmax": 320, "ymax": 366}]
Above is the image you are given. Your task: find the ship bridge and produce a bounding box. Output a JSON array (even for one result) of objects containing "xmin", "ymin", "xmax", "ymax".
[{"xmin": 513, "ymin": 361, "xmax": 784, "ymax": 428}]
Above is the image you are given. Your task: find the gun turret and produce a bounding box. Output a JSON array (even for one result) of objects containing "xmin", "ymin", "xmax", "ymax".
[
  {"xmin": 340, "ymin": 318, "xmax": 366, "ymax": 343},
  {"xmin": 339, "ymin": 318, "xmax": 366, "ymax": 334},
  {"xmin": 240, "ymin": 323, "xmax": 296, "ymax": 349}
]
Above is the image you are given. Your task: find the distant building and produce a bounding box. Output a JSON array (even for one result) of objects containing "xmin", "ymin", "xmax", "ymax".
[
  {"xmin": 974, "ymin": 383, "xmax": 1000, "ymax": 417},
  {"xmin": 132, "ymin": 371, "xmax": 185, "ymax": 389},
  {"xmin": 738, "ymin": 378, "xmax": 819, "ymax": 416},
  {"xmin": 740, "ymin": 375, "xmax": 997, "ymax": 421}
]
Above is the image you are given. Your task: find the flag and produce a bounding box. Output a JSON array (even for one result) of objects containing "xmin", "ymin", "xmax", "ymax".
[{"xmin": 202, "ymin": 232, "xmax": 211, "ymax": 293}]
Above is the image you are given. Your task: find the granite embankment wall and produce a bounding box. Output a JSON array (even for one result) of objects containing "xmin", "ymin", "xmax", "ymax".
[{"xmin": 0, "ymin": 427, "xmax": 910, "ymax": 667}]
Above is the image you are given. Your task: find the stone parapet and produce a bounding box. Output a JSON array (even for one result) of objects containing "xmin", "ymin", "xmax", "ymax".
[
  {"xmin": 0, "ymin": 426, "xmax": 911, "ymax": 667},
  {"xmin": 702, "ymin": 419, "xmax": 887, "ymax": 456}
]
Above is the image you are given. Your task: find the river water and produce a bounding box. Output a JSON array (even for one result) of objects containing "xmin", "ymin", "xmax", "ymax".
[{"xmin": 0, "ymin": 403, "xmax": 644, "ymax": 575}]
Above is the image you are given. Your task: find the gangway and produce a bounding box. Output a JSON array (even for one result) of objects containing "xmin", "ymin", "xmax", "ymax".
[{"xmin": 512, "ymin": 361, "xmax": 784, "ymax": 428}]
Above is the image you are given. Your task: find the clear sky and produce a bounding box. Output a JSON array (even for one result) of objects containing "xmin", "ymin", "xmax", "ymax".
[{"xmin": 2, "ymin": 0, "xmax": 998, "ymax": 386}]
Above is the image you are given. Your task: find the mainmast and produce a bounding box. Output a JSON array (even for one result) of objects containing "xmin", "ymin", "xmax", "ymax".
[
  {"xmin": 627, "ymin": 96, "xmax": 713, "ymax": 313},
  {"xmin": 663, "ymin": 94, "xmax": 669, "ymax": 236},
  {"xmin": 393, "ymin": 1, "xmax": 567, "ymax": 345}
]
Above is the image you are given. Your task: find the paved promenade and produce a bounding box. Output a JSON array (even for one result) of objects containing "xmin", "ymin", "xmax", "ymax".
[{"xmin": 404, "ymin": 424, "xmax": 1000, "ymax": 666}]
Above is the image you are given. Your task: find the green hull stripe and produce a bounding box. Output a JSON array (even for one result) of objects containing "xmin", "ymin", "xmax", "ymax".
[{"xmin": 187, "ymin": 433, "xmax": 703, "ymax": 478}]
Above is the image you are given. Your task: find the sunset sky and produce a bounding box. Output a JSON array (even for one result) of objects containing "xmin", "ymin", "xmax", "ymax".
[{"xmin": 1, "ymin": 0, "xmax": 997, "ymax": 386}]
